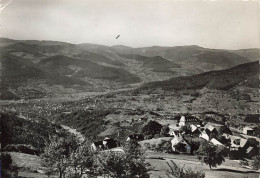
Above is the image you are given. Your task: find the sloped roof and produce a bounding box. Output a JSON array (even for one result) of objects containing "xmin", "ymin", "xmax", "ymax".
[
  {"xmin": 190, "ymin": 124, "xmax": 198, "ymax": 132},
  {"xmin": 204, "ymin": 124, "xmax": 215, "ymax": 131},
  {"xmin": 240, "ymin": 138, "xmax": 248, "ymax": 147},
  {"xmin": 230, "ymin": 137, "xmax": 248, "ymax": 148},
  {"xmin": 180, "ymin": 116, "xmax": 199, "ymax": 123},
  {"xmin": 210, "ymin": 138, "xmax": 223, "ymax": 146},
  {"xmin": 199, "ymin": 131, "xmax": 209, "ymax": 141},
  {"xmin": 246, "ymin": 146, "xmax": 254, "ymax": 153},
  {"xmin": 180, "ymin": 116, "xmax": 185, "ymax": 122},
  {"xmin": 243, "ymin": 126, "xmax": 254, "ymax": 131}
]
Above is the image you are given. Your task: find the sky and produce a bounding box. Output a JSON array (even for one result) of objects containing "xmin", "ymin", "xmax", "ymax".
[{"xmin": 0, "ymin": 0, "xmax": 259, "ymax": 49}]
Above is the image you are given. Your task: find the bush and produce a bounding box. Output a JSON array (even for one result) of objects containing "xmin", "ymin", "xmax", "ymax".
[
  {"xmin": 154, "ymin": 134, "xmax": 161, "ymax": 139},
  {"xmin": 144, "ymin": 135, "xmax": 153, "ymax": 140},
  {"xmin": 144, "ymin": 143, "xmax": 151, "ymax": 149},
  {"xmin": 141, "ymin": 121, "xmax": 162, "ymax": 138},
  {"xmin": 252, "ymin": 155, "xmax": 260, "ymax": 170},
  {"xmin": 166, "ymin": 160, "xmax": 205, "ymax": 178},
  {"xmin": 244, "ymin": 114, "xmax": 259, "ymax": 123},
  {"xmin": 1, "ymin": 153, "xmax": 13, "ymax": 170},
  {"xmin": 1, "ymin": 153, "xmax": 19, "ymax": 177},
  {"xmin": 160, "ymin": 125, "xmax": 170, "ymax": 137}
]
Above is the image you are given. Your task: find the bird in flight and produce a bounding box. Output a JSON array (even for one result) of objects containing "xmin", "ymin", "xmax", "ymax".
[{"xmin": 116, "ymin": 35, "xmax": 120, "ymax": 39}]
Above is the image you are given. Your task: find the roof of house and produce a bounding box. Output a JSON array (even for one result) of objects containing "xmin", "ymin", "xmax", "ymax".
[
  {"xmin": 210, "ymin": 138, "xmax": 223, "ymax": 146},
  {"xmin": 204, "ymin": 124, "xmax": 216, "ymax": 132},
  {"xmin": 246, "ymin": 146, "xmax": 255, "ymax": 153},
  {"xmin": 243, "ymin": 126, "xmax": 254, "ymax": 131},
  {"xmin": 180, "ymin": 116, "xmax": 185, "ymax": 122},
  {"xmin": 190, "ymin": 124, "xmax": 198, "ymax": 132},
  {"xmin": 240, "ymin": 138, "xmax": 248, "ymax": 148},
  {"xmin": 180, "ymin": 116, "xmax": 199, "ymax": 123},
  {"xmin": 226, "ymin": 134, "xmax": 241, "ymax": 141},
  {"xmin": 230, "ymin": 137, "xmax": 248, "ymax": 148},
  {"xmin": 200, "ymin": 131, "xmax": 210, "ymax": 141}
]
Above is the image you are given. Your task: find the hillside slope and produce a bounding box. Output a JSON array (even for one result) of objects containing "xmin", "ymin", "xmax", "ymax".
[{"xmin": 134, "ymin": 61, "xmax": 259, "ymax": 94}]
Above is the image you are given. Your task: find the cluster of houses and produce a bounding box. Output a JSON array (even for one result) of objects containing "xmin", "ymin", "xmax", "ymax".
[
  {"xmin": 91, "ymin": 115, "xmax": 259, "ymax": 159},
  {"xmin": 169, "ymin": 116, "xmax": 259, "ymax": 159}
]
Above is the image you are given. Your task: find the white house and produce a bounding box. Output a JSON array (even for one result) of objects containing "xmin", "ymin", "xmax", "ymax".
[{"xmin": 179, "ymin": 116, "xmax": 186, "ymax": 127}]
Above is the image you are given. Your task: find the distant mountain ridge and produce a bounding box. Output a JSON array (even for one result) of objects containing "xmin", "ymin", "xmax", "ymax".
[{"xmin": 0, "ymin": 37, "xmax": 259, "ymax": 99}]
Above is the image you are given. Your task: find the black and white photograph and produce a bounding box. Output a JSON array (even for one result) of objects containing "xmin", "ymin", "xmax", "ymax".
[{"xmin": 0, "ymin": 0, "xmax": 259, "ymax": 177}]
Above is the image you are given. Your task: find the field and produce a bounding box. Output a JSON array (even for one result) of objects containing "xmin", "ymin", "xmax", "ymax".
[
  {"xmin": 146, "ymin": 152, "xmax": 260, "ymax": 178},
  {"xmin": 6, "ymin": 150, "xmax": 260, "ymax": 178}
]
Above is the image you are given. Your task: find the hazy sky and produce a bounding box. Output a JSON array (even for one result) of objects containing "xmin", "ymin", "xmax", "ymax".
[{"xmin": 1, "ymin": 0, "xmax": 259, "ymax": 49}]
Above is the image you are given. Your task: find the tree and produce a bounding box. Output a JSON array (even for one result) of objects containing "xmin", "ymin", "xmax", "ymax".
[
  {"xmin": 247, "ymin": 138, "xmax": 259, "ymax": 148},
  {"xmin": 94, "ymin": 140, "xmax": 150, "ymax": 178},
  {"xmin": 155, "ymin": 140, "xmax": 173, "ymax": 153},
  {"xmin": 41, "ymin": 135, "xmax": 79, "ymax": 178},
  {"xmin": 141, "ymin": 121, "xmax": 162, "ymax": 138},
  {"xmin": 1, "ymin": 153, "xmax": 19, "ymax": 177},
  {"xmin": 160, "ymin": 125, "xmax": 170, "ymax": 137},
  {"xmin": 180, "ymin": 125, "xmax": 191, "ymax": 135},
  {"xmin": 69, "ymin": 141, "xmax": 95, "ymax": 178},
  {"xmin": 210, "ymin": 133, "xmax": 217, "ymax": 140},
  {"xmin": 196, "ymin": 142, "xmax": 225, "ymax": 169}
]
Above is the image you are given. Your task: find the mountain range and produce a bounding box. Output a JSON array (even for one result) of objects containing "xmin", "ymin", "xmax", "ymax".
[{"xmin": 0, "ymin": 38, "xmax": 259, "ymax": 99}]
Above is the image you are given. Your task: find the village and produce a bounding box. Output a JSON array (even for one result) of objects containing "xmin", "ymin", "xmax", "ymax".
[{"xmin": 90, "ymin": 114, "xmax": 259, "ymax": 169}]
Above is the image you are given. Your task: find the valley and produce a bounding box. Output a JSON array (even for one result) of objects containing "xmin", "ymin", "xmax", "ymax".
[{"xmin": 0, "ymin": 38, "xmax": 259, "ymax": 178}]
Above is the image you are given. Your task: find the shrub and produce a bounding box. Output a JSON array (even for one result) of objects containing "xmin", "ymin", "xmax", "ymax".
[
  {"xmin": 1, "ymin": 153, "xmax": 19, "ymax": 177},
  {"xmin": 160, "ymin": 125, "xmax": 170, "ymax": 137},
  {"xmin": 166, "ymin": 160, "xmax": 205, "ymax": 178},
  {"xmin": 154, "ymin": 134, "xmax": 161, "ymax": 139},
  {"xmin": 144, "ymin": 143, "xmax": 151, "ymax": 149},
  {"xmin": 252, "ymin": 155, "xmax": 260, "ymax": 170},
  {"xmin": 141, "ymin": 121, "xmax": 162, "ymax": 138},
  {"xmin": 144, "ymin": 135, "xmax": 153, "ymax": 140},
  {"xmin": 244, "ymin": 114, "xmax": 259, "ymax": 123}
]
